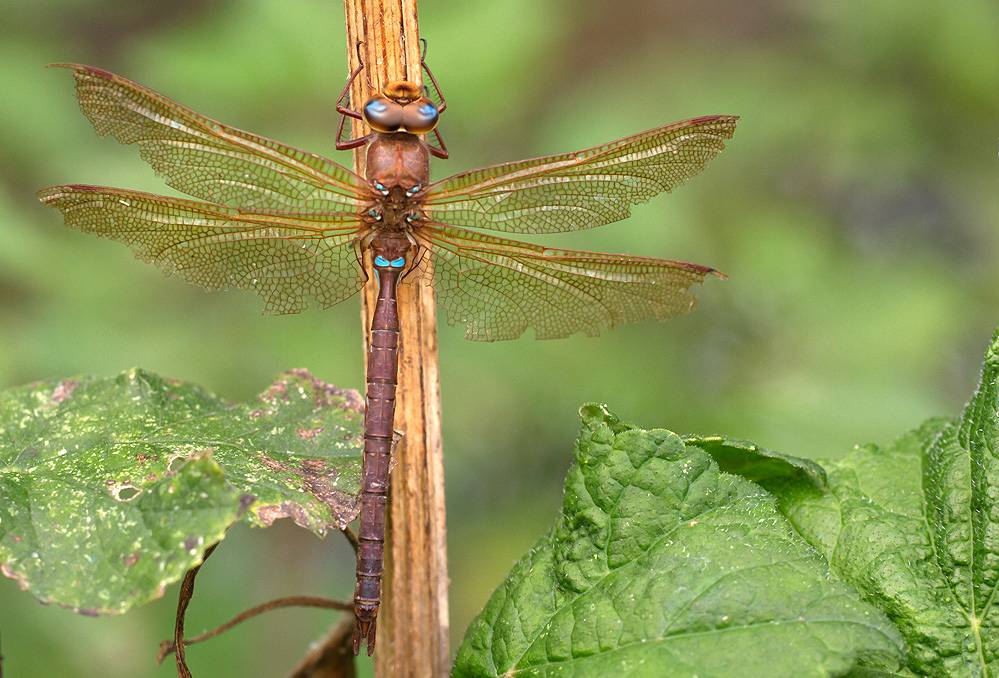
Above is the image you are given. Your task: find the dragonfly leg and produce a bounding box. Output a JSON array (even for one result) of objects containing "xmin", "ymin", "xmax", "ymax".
[
  {"xmin": 336, "ymin": 42, "xmax": 366, "ymax": 119},
  {"xmin": 335, "ymin": 42, "xmax": 372, "ymax": 150},
  {"xmin": 398, "ymin": 236, "xmax": 426, "ymax": 283},
  {"xmin": 336, "ymin": 103, "xmax": 372, "ymax": 150},
  {"xmin": 428, "ymin": 127, "xmax": 449, "ymax": 160},
  {"xmin": 353, "ymin": 239, "xmax": 370, "ymax": 284},
  {"xmin": 420, "ymin": 39, "xmax": 447, "ymax": 114},
  {"xmin": 419, "ymin": 39, "xmax": 450, "ymax": 159}
]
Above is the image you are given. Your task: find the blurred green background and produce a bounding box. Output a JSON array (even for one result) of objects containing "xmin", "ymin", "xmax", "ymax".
[{"xmin": 2, "ymin": 0, "xmax": 998, "ymax": 675}]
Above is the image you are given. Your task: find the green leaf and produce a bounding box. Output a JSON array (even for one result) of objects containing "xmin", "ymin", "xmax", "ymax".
[
  {"xmin": 454, "ymin": 404, "xmax": 903, "ymax": 678},
  {"xmin": 683, "ymin": 433, "xmax": 827, "ymax": 494},
  {"xmin": 0, "ymin": 368, "xmax": 362, "ymax": 615},
  {"xmin": 770, "ymin": 329, "xmax": 999, "ymax": 676}
]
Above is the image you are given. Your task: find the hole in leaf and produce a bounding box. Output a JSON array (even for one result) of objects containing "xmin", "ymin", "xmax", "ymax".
[
  {"xmin": 111, "ymin": 484, "xmax": 142, "ymax": 502},
  {"xmin": 167, "ymin": 455, "xmax": 187, "ymax": 474}
]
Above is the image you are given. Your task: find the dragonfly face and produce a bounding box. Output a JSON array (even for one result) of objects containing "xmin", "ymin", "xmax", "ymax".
[{"xmin": 363, "ymin": 80, "xmax": 440, "ymax": 134}]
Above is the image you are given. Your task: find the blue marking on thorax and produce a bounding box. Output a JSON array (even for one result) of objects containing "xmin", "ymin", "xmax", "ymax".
[
  {"xmin": 374, "ymin": 255, "xmax": 390, "ymax": 267},
  {"xmin": 390, "ymin": 257, "xmax": 406, "ymax": 268}
]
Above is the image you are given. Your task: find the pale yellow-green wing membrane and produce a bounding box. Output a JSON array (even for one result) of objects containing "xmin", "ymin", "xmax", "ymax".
[
  {"xmin": 422, "ymin": 115, "xmax": 737, "ymax": 234},
  {"xmin": 52, "ymin": 64, "xmax": 370, "ymax": 210},
  {"xmin": 414, "ymin": 222, "xmax": 722, "ymax": 341},
  {"xmin": 38, "ymin": 185, "xmax": 367, "ymax": 314}
]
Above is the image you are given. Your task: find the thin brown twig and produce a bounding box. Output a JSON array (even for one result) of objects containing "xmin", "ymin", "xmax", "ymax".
[
  {"xmin": 287, "ymin": 617, "xmax": 357, "ymax": 678},
  {"xmin": 172, "ymin": 542, "xmax": 219, "ymax": 678},
  {"xmin": 158, "ymin": 596, "xmax": 353, "ymax": 663},
  {"xmin": 340, "ymin": 525, "xmax": 359, "ymax": 553}
]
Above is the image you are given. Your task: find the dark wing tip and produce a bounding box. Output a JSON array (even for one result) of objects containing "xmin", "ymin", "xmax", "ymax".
[{"xmin": 679, "ymin": 260, "xmax": 728, "ymax": 280}]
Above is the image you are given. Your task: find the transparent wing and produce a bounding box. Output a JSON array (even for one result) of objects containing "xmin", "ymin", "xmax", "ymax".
[
  {"xmin": 38, "ymin": 185, "xmax": 367, "ymax": 314},
  {"xmin": 422, "ymin": 115, "xmax": 737, "ymax": 234},
  {"xmin": 54, "ymin": 64, "xmax": 370, "ymax": 211},
  {"xmin": 412, "ymin": 223, "xmax": 721, "ymax": 341}
]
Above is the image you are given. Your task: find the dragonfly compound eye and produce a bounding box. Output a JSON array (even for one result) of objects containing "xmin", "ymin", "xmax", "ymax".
[
  {"xmin": 363, "ymin": 97, "xmax": 403, "ymax": 133},
  {"xmin": 401, "ymin": 98, "xmax": 439, "ymax": 134}
]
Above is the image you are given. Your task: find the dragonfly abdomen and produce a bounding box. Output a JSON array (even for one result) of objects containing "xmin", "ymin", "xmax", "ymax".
[{"xmin": 353, "ymin": 254, "xmax": 404, "ymax": 655}]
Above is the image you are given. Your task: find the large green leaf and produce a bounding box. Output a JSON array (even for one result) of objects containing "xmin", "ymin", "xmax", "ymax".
[
  {"xmin": 770, "ymin": 329, "xmax": 999, "ymax": 677},
  {"xmin": 0, "ymin": 368, "xmax": 362, "ymax": 615},
  {"xmin": 454, "ymin": 405, "xmax": 903, "ymax": 678}
]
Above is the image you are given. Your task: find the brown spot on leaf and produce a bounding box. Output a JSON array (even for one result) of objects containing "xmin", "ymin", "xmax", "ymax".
[
  {"xmin": 77, "ymin": 608, "xmax": 101, "ymax": 617},
  {"xmin": 255, "ymin": 502, "xmax": 314, "ymax": 530},
  {"xmin": 123, "ymin": 551, "xmax": 141, "ymax": 567},
  {"xmin": 254, "ymin": 454, "xmax": 359, "ymax": 530},
  {"xmin": 285, "ymin": 368, "xmax": 364, "ymax": 411},
  {"xmin": 258, "ymin": 454, "xmax": 288, "ymax": 473},
  {"xmin": 297, "ymin": 427, "xmax": 324, "ymax": 440},
  {"xmin": 259, "ymin": 380, "xmax": 289, "ymax": 406},
  {"xmin": 301, "ymin": 459, "xmax": 327, "ymax": 472},
  {"xmin": 50, "ymin": 379, "xmax": 79, "ymax": 405},
  {"xmin": 238, "ymin": 493, "xmax": 256, "ymax": 516},
  {"xmin": 183, "ymin": 536, "xmax": 199, "ymax": 552}
]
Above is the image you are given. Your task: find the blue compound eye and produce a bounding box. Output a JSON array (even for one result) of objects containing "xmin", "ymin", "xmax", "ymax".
[
  {"xmin": 374, "ymin": 255, "xmax": 390, "ymax": 267},
  {"xmin": 363, "ymin": 97, "xmax": 403, "ymax": 132},
  {"xmin": 402, "ymin": 97, "xmax": 440, "ymax": 134},
  {"xmin": 389, "ymin": 257, "xmax": 406, "ymax": 268}
]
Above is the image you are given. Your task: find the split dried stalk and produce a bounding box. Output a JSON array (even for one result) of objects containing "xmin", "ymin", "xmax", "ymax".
[{"xmin": 343, "ymin": 0, "xmax": 450, "ymax": 675}]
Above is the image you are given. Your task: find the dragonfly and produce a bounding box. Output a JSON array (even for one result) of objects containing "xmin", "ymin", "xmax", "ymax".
[{"xmin": 37, "ymin": 47, "xmax": 737, "ymax": 655}]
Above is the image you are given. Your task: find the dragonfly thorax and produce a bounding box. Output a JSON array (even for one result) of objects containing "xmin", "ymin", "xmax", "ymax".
[
  {"xmin": 364, "ymin": 133, "xmax": 429, "ymax": 232},
  {"xmin": 365, "ymin": 185, "xmax": 422, "ymax": 231}
]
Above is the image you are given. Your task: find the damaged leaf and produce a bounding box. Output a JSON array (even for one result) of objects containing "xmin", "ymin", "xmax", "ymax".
[
  {"xmin": 0, "ymin": 368, "xmax": 362, "ymax": 615},
  {"xmin": 454, "ymin": 405, "xmax": 903, "ymax": 678}
]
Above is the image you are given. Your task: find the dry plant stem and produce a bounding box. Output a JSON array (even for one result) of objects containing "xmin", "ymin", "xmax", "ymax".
[
  {"xmin": 173, "ymin": 542, "xmax": 218, "ymax": 678},
  {"xmin": 341, "ymin": 525, "xmax": 360, "ymax": 553},
  {"xmin": 344, "ymin": 0, "xmax": 450, "ymax": 676},
  {"xmin": 287, "ymin": 618, "xmax": 358, "ymax": 678},
  {"xmin": 158, "ymin": 596, "xmax": 353, "ymax": 663}
]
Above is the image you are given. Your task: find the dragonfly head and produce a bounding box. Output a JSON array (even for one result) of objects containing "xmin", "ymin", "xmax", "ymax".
[{"xmin": 363, "ymin": 80, "xmax": 440, "ymax": 135}]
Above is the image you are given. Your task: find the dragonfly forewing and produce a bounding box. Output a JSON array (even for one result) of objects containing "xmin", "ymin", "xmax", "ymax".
[
  {"xmin": 54, "ymin": 64, "xmax": 371, "ymax": 212},
  {"xmin": 422, "ymin": 115, "xmax": 737, "ymax": 234}
]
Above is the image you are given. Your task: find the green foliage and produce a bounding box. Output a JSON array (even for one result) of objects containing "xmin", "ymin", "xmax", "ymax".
[
  {"xmin": 458, "ymin": 328, "xmax": 999, "ymax": 676},
  {"xmin": 0, "ymin": 368, "xmax": 361, "ymax": 615},
  {"xmin": 3, "ymin": 1, "xmax": 998, "ymax": 674},
  {"xmin": 769, "ymin": 329, "xmax": 999, "ymax": 676},
  {"xmin": 454, "ymin": 405, "xmax": 903, "ymax": 678}
]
